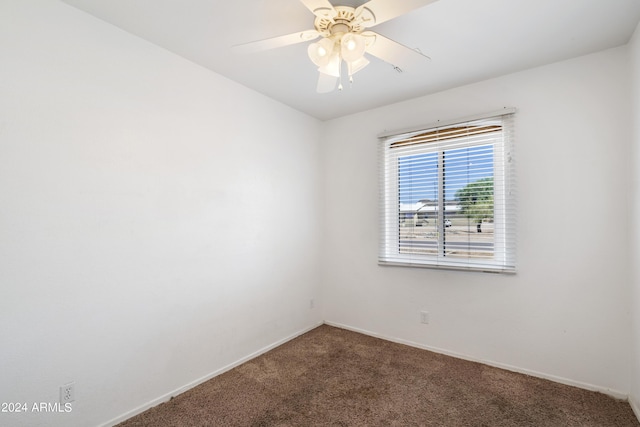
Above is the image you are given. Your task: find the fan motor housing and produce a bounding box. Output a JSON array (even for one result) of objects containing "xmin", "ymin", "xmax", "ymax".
[{"xmin": 314, "ymin": 6, "xmax": 368, "ymax": 36}]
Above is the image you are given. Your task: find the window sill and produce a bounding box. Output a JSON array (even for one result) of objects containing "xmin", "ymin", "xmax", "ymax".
[{"xmin": 378, "ymin": 260, "xmax": 516, "ymax": 274}]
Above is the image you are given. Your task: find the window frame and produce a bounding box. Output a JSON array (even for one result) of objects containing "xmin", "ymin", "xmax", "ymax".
[{"xmin": 378, "ymin": 109, "xmax": 516, "ymax": 273}]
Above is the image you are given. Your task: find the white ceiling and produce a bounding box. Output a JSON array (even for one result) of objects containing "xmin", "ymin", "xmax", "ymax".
[{"xmin": 60, "ymin": 0, "xmax": 640, "ymax": 121}]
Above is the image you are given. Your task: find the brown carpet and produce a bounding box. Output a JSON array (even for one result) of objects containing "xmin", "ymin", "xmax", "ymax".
[{"xmin": 117, "ymin": 325, "xmax": 639, "ymax": 426}]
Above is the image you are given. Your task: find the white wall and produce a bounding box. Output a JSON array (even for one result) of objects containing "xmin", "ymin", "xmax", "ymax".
[
  {"xmin": 321, "ymin": 46, "xmax": 633, "ymax": 396},
  {"xmin": 1, "ymin": 1, "xmax": 638, "ymax": 425},
  {"xmin": 0, "ymin": 1, "xmax": 322, "ymax": 426},
  {"xmin": 630, "ymin": 20, "xmax": 640, "ymax": 419}
]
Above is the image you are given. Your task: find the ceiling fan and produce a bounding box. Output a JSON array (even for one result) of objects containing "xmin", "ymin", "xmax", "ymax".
[{"xmin": 234, "ymin": 0, "xmax": 438, "ymax": 93}]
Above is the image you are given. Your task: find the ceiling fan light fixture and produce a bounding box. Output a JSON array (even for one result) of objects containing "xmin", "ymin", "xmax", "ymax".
[
  {"xmin": 308, "ymin": 37, "xmax": 335, "ymax": 67},
  {"xmin": 340, "ymin": 33, "xmax": 366, "ymax": 62},
  {"xmin": 318, "ymin": 50, "xmax": 341, "ymax": 77}
]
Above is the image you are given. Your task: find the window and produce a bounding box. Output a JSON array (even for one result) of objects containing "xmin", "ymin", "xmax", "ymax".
[{"xmin": 378, "ymin": 109, "xmax": 516, "ymax": 273}]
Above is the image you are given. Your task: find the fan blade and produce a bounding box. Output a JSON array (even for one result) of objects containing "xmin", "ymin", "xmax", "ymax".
[
  {"xmin": 362, "ymin": 31, "xmax": 430, "ymax": 71},
  {"xmin": 233, "ymin": 30, "xmax": 320, "ymax": 54},
  {"xmin": 300, "ymin": 0, "xmax": 337, "ymax": 20},
  {"xmin": 355, "ymin": 0, "xmax": 438, "ymax": 28},
  {"xmin": 317, "ymin": 72, "xmax": 338, "ymax": 93}
]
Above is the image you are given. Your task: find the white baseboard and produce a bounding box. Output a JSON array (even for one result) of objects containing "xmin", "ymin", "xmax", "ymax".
[
  {"xmin": 630, "ymin": 394, "xmax": 640, "ymax": 424},
  {"xmin": 100, "ymin": 321, "xmax": 323, "ymax": 427},
  {"xmin": 324, "ymin": 321, "xmax": 629, "ymax": 400}
]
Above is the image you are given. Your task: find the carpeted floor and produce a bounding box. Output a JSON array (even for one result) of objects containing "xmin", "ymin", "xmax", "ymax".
[{"xmin": 117, "ymin": 325, "xmax": 639, "ymax": 426}]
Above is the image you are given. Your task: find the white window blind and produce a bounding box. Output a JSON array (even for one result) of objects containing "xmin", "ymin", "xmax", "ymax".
[{"xmin": 378, "ymin": 109, "xmax": 516, "ymax": 273}]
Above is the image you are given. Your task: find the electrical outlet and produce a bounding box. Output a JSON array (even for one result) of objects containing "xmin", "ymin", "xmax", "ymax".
[
  {"xmin": 60, "ymin": 383, "xmax": 75, "ymax": 404},
  {"xmin": 420, "ymin": 311, "xmax": 429, "ymax": 324}
]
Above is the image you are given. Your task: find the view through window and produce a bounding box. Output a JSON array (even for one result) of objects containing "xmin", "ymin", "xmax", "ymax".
[{"xmin": 398, "ymin": 144, "xmax": 494, "ymax": 258}]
